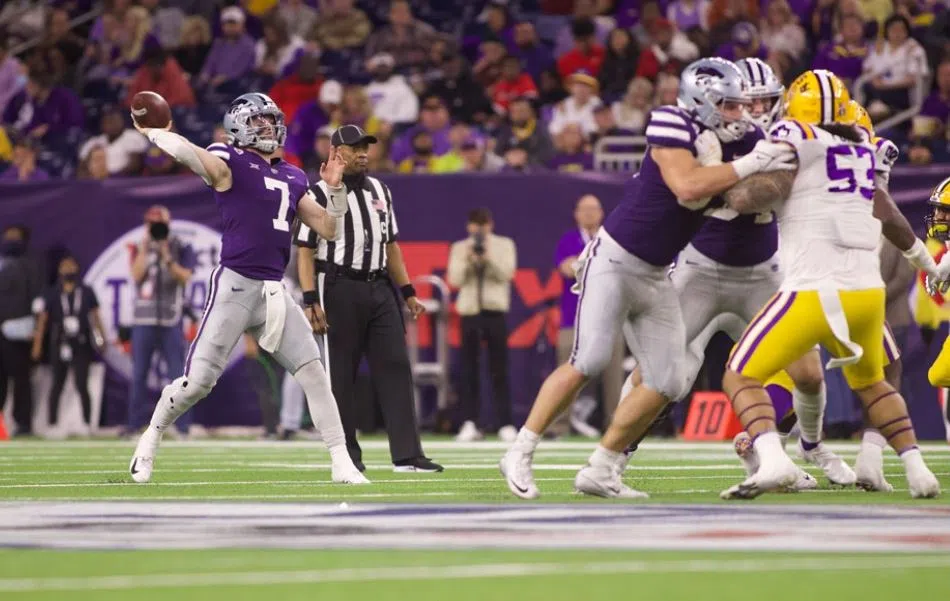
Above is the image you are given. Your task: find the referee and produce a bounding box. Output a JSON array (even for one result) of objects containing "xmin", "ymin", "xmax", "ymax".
[{"xmin": 294, "ymin": 124, "xmax": 443, "ymax": 473}]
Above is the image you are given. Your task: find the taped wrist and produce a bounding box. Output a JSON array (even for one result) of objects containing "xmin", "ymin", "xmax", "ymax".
[
  {"xmin": 147, "ymin": 130, "xmax": 211, "ymax": 185},
  {"xmin": 902, "ymin": 238, "xmax": 937, "ymax": 274},
  {"xmin": 326, "ymin": 184, "xmax": 348, "ymax": 217}
]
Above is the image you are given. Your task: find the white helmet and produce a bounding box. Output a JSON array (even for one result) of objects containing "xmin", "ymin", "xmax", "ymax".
[
  {"xmin": 735, "ymin": 57, "xmax": 784, "ymax": 129},
  {"xmin": 678, "ymin": 57, "xmax": 750, "ymax": 143}
]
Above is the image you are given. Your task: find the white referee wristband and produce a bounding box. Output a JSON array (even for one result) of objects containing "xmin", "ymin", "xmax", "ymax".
[{"xmin": 902, "ymin": 238, "xmax": 938, "ymax": 276}]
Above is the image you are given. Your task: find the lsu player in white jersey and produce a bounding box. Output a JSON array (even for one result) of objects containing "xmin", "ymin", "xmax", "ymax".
[
  {"xmin": 734, "ymin": 99, "xmax": 913, "ymax": 493},
  {"xmin": 719, "ymin": 69, "xmax": 941, "ymax": 499}
]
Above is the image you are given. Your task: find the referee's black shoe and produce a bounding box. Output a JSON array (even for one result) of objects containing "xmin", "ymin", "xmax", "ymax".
[
  {"xmin": 355, "ymin": 459, "xmax": 366, "ymax": 472},
  {"xmin": 393, "ymin": 457, "xmax": 444, "ymax": 473}
]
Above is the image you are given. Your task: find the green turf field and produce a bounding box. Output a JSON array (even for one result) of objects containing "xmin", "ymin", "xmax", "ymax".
[
  {"xmin": 1, "ymin": 438, "xmax": 947, "ymax": 503},
  {"xmin": 1, "ymin": 439, "xmax": 948, "ymax": 600}
]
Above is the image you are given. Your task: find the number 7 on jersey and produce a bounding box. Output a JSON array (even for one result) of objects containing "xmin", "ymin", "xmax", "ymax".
[{"xmin": 264, "ymin": 176, "xmax": 291, "ymax": 231}]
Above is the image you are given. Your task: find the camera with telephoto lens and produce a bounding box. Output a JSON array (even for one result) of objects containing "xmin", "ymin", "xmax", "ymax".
[
  {"xmin": 473, "ymin": 232, "xmax": 485, "ymax": 255},
  {"xmin": 149, "ymin": 222, "xmax": 169, "ymax": 240}
]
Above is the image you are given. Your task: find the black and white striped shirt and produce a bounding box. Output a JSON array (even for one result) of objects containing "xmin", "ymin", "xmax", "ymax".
[{"xmin": 292, "ymin": 174, "xmax": 399, "ymax": 273}]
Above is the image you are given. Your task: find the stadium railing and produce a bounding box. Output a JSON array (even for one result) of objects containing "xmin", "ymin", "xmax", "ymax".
[
  {"xmin": 852, "ymin": 72, "xmax": 931, "ymax": 133},
  {"xmin": 404, "ymin": 274, "xmax": 452, "ymax": 425},
  {"xmin": 593, "ymin": 135, "xmax": 648, "ymax": 173}
]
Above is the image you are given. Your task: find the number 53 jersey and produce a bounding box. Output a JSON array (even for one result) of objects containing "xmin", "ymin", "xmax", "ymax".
[
  {"xmin": 206, "ymin": 142, "xmax": 310, "ymax": 281},
  {"xmin": 767, "ymin": 119, "xmax": 884, "ymax": 292}
]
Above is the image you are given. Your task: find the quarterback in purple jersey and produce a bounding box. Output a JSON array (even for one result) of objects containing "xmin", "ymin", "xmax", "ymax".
[
  {"xmin": 500, "ymin": 58, "xmax": 799, "ymax": 500},
  {"xmin": 128, "ymin": 92, "xmax": 367, "ymax": 486}
]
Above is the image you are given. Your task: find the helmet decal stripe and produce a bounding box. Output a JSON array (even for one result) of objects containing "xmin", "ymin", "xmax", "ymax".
[{"xmin": 815, "ymin": 70, "xmax": 833, "ymax": 124}]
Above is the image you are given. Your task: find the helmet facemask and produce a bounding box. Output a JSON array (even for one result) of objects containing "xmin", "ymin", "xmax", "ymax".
[
  {"xmin": 712, "ymin": 96, "xmax": 751, "ymax": 143},
  {"xmin": 224, "ymin": 94, "xmax": 288, "ymax": 155},
  {"xmin": 927, "ymin": 202, "xmax": 950, "ymax": 242}
]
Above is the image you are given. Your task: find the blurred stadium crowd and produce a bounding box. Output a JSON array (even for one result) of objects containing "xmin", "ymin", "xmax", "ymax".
[{"xmin": 0, "ymin": 0, "xmax": 949, "ymax": 181}]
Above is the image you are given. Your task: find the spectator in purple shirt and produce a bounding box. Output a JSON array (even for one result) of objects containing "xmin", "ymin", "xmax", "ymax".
[
  {"xmin": 512, "ymin": 21, "xmax": 555, "ymax": 83},
  {"xmin": 198, "ymin": 6, "xmax": 256, "ymax": 91},
  {"xmin": 284, "ymin": 80, "xmax": 342, "ymax": 165},
  {"xmin": 467, "ymin": 1, "xmax": 516, "ymax": 54},
  {"xmin": 390, "ymin": 94, "xmax": 453, "ymax": 164},
  {"xmin": 0, "ymin": 138, "xmax": 50, "ymax": 182},
  {"xmin": 2, "ymin": 70, "xmax": 83, "ymax": 140},
  {"xmin": 548, "ymin": 123, "xmax": 593, "ymax": 172},
  {"xmin": 811, "ymin": 13, "xmax": 869, "ymax": 87},
  {"xmin": 715, "ymin": 21, "xmax": 768, "ymax": 61}
]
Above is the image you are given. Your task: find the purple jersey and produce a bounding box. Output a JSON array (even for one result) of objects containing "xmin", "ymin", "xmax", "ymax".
[
  {"xmin": 689, "ymin": 127, "xmax": 778, "ymax": 267},
  {"xmin": 206, "ymin": 143, "xmax": 310, "ymax": 280},
  {"xmin": 602, "ymin": 106, "xmax": 763, "ymax": 267}
]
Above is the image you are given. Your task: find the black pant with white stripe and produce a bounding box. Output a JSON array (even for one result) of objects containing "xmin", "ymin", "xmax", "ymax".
[{"xmin": 320, "ymin": 273, "xmax": 423, "ymax": 465}]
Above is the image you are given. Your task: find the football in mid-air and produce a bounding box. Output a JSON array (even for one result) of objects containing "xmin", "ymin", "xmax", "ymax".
[{"xmin": 130, "ymin": 91, "xmax": 171, "ymax": 129}]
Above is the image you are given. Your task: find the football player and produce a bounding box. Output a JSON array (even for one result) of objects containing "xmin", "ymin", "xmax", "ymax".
[
  {"xmin": 738, "ymin": 100, "xmax": 910, "ymax": 493},
  {"xmin": 500, "ymin": 58, "xmax": 798, "ymax": 499},
  {"xmin": 618, "ymin": 58, "xmax": 850, "ymax": 492},
  {"xmin": 925, "ymin": 178, "xmax": 950, "ymax": 390},
  {"xmin": 720, "ymin": 70, "xmax": 940, "ymax": 499},
  {"xmin": 128, "ymin": 93, "xmax": 368, "ymax": 485}
]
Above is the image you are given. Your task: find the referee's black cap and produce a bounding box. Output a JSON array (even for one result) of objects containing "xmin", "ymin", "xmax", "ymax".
[{"xmin": 331, "ymin": 124, "xmax": 378, "ymax": 147}]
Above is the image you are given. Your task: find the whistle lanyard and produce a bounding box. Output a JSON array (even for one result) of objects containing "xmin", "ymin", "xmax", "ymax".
[{"xmin": 60, "ymin": 288, "xmax": 81, "ymax": 317}]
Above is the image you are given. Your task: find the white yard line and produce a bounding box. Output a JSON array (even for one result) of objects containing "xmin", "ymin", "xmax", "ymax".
[
  {"xmin": 0, "ymin": 555, "xmax": 947, "ymax": 592},
  {"xmin": 2, "ymin": 440, "xmax": 949, "ymax": 452}
]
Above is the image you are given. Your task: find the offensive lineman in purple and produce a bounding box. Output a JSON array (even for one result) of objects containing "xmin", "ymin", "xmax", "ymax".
[
  {"xmin": 602, "ymin": 106, "xmax": 767, "ymax": 266},
  {"xmin": 500, "ymin": 58, "xmax": 800, "ymax": 500}
]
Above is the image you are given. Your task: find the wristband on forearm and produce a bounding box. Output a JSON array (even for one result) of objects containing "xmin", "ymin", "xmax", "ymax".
[
  {"xmin": 302, "ymin": 290, "xmax": 319, "ymax": 306},
  {"xmin": 400, "ymin": 284, "xmax": 416, "ymax": 300}
]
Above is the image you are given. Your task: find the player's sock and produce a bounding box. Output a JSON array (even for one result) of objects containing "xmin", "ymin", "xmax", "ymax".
[
  {"xmin": 589, "ymin": 444, "xmax": 623, "ymax": 468},
  {"xmin": 293, "ymin": 360, "xmax": 346, "ymax": 450},
  {"xmin": 862, "ymin": 429, "xmax": 887, "ymax": 449},
  {"xmin": 900, "ymin": 447, "xmax": 925, "ymax": 471},
  {"xmin": 514, "ymin": 427, "xmax": 540, "ymax": 454},
  {"xmin": 792, "ymin": 383, "xmax": 825, "ymax": 448}
]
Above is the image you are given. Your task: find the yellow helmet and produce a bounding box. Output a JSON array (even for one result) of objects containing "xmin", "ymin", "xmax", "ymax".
[
  {"xmin": 927, "ymin": 177, "xmax": 950, "ymax": 241},
  {"xmin": 784, "ymin": 69, "xmax": 851, "ymax": 125},
  {"xmin": 845, "ymin": 100, "xmax": 874, "ymax": 136}
]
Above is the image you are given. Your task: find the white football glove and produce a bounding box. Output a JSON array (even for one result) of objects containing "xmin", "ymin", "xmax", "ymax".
[
  {"xmin": 694, "ymin": 129, "xmax": 723, "ymax": 166},
  {"xmin": 936, "ymin": 251, "xmax": 950, "ymax": 282},
  {"xmin": 926, "ymin": 274, "xmax": 950, "ymax": 297},
  {"xmin": 732, "ymin": 140, "xmax": 798, "ymax": 179}
]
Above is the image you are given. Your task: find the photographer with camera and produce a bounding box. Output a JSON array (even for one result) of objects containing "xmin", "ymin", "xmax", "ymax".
[
  {"xmin": 126, "ymin": 205, "xmax": 196, "ymax": 438},
  {"xmin": 448, "ymin": 208, "xmax": 518, "ymax": 442}
]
